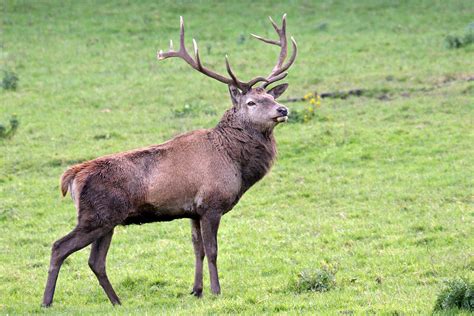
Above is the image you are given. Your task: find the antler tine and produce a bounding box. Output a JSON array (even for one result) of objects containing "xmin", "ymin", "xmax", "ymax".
[
  {"xmin": 251, "ymin": 14, "xmax": 297, "ymax": 88},
  {"xmin": 262, "ymin": 72, "xmax": 288, "ymax": 89},
  {"xmin": 250, "ymin": 14, "xmax": 287, "ymax": 47},
  {"xmin": 269, "ymin": 16, "xmax": 280, "ymax": 33},
  {"xmin": 246, "ymin": 76, "xmax": 270, "ymax": 88},
  {"xmin": 250, "ymin": 34, "xmax": 280, "ymax": 46},
  {"xmin": 231, "ymin": 13, "xmax": 296, "ymax": 89},
  {"xmin": 270, "ymin": 14, "xmax": 287, "ymax": 37},
  {"xmin": 157, "ymin": 16, "xmax": 193, "ymax": 63},
  {"xmin": 158, "ymin": 16, "xmax": 244, "ymax": 87},
  {"xmin": 225, "ymin": 55, "xmax": 245, "ymax": 91},
  {"xmin": 281, "ymin": 13, "xmax": 287, "ymax": 31},
  {"xmin": 268, "ymin": 14, "xmax": 288, "ymax": 76},
  {"xmin": 192, "ymin": 38, "xmax": 202, "ymax": 70},
  {"xmin": 157, "ymin": 16, "xmax": 297, "ymax": 92},
  {"xmin": 179, "ymin": 16, "xmax": 185, "ymax": 51}
]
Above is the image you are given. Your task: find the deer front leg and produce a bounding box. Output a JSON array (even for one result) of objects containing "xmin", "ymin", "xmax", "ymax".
[
  {"xmin": 200, "ymin": 212, "xmax": 222, "ymax": 295},
  {"xmin": 190, "ymin": 219, "xmax": 205, "ymax": 297}
]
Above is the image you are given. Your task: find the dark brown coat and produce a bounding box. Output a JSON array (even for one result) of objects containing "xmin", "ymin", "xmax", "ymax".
[
  {"xmin": 61, "ymin": 109, "xmax": 276, "ymax": 227},
  {"xmin": 42, "ymin": 85, "xmax": 289, "ymax": 307},
  {"xmin": 42, "ymin": 12, "xmax": 297, "ymax": 307}
]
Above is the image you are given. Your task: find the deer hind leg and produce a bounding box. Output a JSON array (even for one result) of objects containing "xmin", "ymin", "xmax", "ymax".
[
  {"xmin": 42, "ymin": 225, "xmax": 111, "ymax": 307},
  {"xmin": 88, "ymin": 229, "xmax": 121, "ymax": 305},
  {"xmin": 190, "ymin": 219, "xmax": 205, "ymax": 297}
]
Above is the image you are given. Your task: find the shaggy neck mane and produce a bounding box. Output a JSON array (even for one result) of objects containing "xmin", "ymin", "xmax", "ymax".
[{"xmin": 212, "ymin": 108, "xmax": 277, "ymax": 193}]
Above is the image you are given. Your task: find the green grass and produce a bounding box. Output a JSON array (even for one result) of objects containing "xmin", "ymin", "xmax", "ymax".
[{"xmin": 1, "ymin": 0, "xmax": 473, "ymax": 314}]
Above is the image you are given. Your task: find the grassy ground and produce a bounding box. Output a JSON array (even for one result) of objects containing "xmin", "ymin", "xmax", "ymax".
[{"xmin": 1, "ymin": 0, "xmax": 473, "ymax": 314}]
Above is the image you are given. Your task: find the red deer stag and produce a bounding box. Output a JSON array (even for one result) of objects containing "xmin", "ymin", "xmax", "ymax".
[{"xmin": 42, "ymin": 14, "xmax": 297, "ymax": 307}]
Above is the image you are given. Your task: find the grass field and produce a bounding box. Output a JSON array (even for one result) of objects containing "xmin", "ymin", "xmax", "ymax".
[{"xmin": 1, "ymin": 0, "xmax": 473, "ymax": 314}]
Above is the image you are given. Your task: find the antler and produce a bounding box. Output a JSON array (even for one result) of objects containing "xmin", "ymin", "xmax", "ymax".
[
  {"xmin": 157, "ymin": 15, "xmax": 297, "ymax": 92},
  {"xmin": 251, "ymin": 14, "xmax": 298, "ymax": 88},
  {"xmin": 157, "ymin": 16, "xmax": 268, "ymax": 92}
]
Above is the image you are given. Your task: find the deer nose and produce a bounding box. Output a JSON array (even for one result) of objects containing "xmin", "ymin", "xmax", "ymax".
[{"xmin": 277, "ymin": 107, "xmax": 288, "ymax": 116}]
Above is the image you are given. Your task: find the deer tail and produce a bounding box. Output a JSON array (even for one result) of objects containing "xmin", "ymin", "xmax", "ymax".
[{"xmin": 60, "ymin": 167, "xmax": 80, "ymax": 197}]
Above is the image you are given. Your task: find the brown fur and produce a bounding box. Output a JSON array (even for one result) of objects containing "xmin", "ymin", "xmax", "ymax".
[
  {"xmin": 59, "ymin": 110, "xmax": 276, "ymax": 226},
  {"xmin": 43, "ymin": 12, "xmax": 298, "ymax": 307},
  {"xmin": 42, "ymin": 85, "xmax": 290, "ymax": 307},
  {"xmin": 42, "ymin": 84, "xmax": 290, "ymax": 307}
]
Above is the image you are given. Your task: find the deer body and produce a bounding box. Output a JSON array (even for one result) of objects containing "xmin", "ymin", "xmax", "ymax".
[
  {"xmin": 64, "ymin": 117, "xmax": 275, "ymax": 227},
  {"xmin": 42, "ymin": 14, "xmax": 296, "ymax": 307}
]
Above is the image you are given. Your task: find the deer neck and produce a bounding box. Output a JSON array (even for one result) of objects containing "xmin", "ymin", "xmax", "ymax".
[{"xmin": 213, "ymin": 109, "xmax": 277, "ymax": 192}]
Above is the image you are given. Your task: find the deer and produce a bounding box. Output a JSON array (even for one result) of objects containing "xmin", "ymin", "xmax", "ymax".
[{"xmin": 42, "ymin": 14, "xmax": 297, "ymax": 307}]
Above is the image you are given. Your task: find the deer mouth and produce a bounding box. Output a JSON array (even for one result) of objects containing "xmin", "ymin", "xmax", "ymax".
[{"xmin": 274, "ymin": 115, "xmax": 288, "ymax": 123}]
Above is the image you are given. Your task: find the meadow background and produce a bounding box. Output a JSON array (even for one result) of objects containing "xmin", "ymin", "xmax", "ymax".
[{"xmin": 1, "ymin": 0, "xmax": 473, "ymax": 314}]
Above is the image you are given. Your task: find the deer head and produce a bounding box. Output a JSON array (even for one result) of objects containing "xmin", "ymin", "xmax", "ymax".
[{"xmin": 157, "ymin": 14, "xmax": 297, "ymax": 131}]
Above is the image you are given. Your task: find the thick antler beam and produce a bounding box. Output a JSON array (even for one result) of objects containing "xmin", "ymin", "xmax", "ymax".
[
  {"xmin": 274, "ymin": 36, "xmax": 297, "ymax": 78},
  {"xmin": 262, "ymin": 72, "xmax": 288, "ymax": 88}
]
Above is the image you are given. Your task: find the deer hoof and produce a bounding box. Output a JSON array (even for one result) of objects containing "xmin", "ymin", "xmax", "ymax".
[{"xmin": 190, "ymin": 288, "xmax": 203, "ymax": 298}]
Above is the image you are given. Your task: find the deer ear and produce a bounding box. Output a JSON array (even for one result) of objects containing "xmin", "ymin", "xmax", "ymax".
[
  {"xmin": 267, "ymin": 83, "xmax": 289, "ymax": 99},
  {"xmin": 228, "ymin": 85, "xmax": 242, "ymax": 106}
]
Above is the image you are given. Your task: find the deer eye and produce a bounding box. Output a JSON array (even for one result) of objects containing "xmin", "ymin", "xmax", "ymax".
[{"xmin": 247, "ymin": 101, "xmax": 256, "ymax": 106}]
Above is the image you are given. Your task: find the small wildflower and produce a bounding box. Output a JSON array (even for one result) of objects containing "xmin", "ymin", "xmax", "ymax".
[
  {"xmin": 303, "ymin": 92, "xmax": 313, "ymax": 100},
  {"xmin": 291, "ymin": 92, "xmax": 322, "ymax": 123}
]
